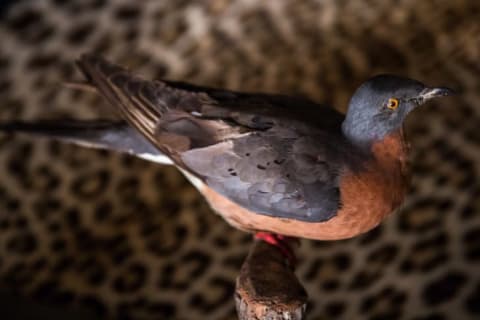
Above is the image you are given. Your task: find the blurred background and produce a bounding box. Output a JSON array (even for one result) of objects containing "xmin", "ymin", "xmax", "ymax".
[{"xmin": 0, "ymin": 0, "xmax": 479, "ymax": 319}]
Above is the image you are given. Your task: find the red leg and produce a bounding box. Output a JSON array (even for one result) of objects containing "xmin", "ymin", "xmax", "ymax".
[{"xmin": 255, "ymin": 232, "xmax": 299, "ymax": 268}]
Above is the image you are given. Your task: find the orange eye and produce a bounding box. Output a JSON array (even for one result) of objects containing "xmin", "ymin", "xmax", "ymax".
[{"xmin": 387, "ymin": 98, "xmax": 399, "ymax": 110}]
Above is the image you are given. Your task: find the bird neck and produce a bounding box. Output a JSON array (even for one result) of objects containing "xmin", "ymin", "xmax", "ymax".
[
  {"xmin": 342, "ymin": 127, "xmax": 410, "ymax": 190},
  {"xmin": 341, "ymin": 120, "xmax": 409, "ymax": 165},
  {"xmin": 341, "ymin": 118, "xmax": 396, "ymax": 151},
  {"xmin": 370, "ymin": 129, "xmax": 410, "ymax": 169}
]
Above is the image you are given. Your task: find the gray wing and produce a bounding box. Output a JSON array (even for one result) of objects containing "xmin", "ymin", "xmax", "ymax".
[
  {"xmin": 181, "ymin": 132, "xmax": 342, "ymax": 222},
  {"xmin": 77, "ymin": 54, "xmax": 346, "ymax": 222}
]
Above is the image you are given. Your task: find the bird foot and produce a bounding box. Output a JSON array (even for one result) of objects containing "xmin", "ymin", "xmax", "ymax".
[{"xmin": 254, "ymin": 232, "xmax": 299, "ymax": 269}]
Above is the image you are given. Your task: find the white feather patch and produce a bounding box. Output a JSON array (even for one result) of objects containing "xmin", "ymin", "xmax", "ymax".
[
  {"xmin": 179, "ymin": 168, "xmax": 205, "ymax": 191},
  {"xmin": 137, "ymin": 153, "xmax": 174, "ymax": 165}
]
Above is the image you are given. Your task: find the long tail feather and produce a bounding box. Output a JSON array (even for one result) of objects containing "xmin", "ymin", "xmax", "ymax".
[{"xmin": 0, "ymin": 120, "xmax": 173, "ymax": 165}]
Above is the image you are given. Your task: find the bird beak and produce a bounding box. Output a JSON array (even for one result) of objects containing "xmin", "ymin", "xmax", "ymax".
[{"xmin": 418, "ymin": 87, "xmax": 456, "ymax": 102}]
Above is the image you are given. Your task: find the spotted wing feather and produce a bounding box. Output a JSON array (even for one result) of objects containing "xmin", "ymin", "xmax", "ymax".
[{"xmin": 77, "ymin": 54, "xmax": 347, "ymax": 222}]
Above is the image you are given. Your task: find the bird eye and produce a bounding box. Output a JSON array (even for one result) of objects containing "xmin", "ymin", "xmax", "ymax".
[{"xmin": 387, "ymin": 98, "xmax": 399, "ymax": 110}]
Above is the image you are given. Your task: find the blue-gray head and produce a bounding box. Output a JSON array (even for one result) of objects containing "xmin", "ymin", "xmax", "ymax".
[{"xmin": 342, "ymin": 75, "xmax": 454, "ymax": 147}]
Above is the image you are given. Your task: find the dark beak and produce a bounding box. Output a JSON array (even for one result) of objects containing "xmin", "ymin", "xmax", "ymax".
[{"xmin": 418, "ymin": 87, "xmax": 456, "ymax": 102}]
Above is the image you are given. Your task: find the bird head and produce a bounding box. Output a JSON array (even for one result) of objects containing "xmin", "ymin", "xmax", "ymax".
[{"xmin": 342, "ymin": 74, "xmax": 454, "ymax": 147}]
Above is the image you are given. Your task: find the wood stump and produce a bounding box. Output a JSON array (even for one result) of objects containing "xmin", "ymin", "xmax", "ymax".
[{"xmin": 235, "ymin": 239, "xmax": 308, "ymax": 320}]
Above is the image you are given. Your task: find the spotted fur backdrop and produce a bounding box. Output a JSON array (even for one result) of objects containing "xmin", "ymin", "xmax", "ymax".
[{"xmin": 0, "ymin": 0, "xmax": 479, "ymax": 319}]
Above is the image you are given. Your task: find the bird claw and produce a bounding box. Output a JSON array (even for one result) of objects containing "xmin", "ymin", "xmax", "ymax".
[{"xmin": 254, "ymin": 232, "xmax": 299, "ymax": 269}]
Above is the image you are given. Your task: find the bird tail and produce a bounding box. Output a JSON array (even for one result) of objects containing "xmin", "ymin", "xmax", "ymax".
[
  {"xmin": 0, "ymin": 119, "xmax": 173, "ymax": 165},
  {"xmin": 0, "ymin": 119, "xmax": 126, "ymax": 146}
]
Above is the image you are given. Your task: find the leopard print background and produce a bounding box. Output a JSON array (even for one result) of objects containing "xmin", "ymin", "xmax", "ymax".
[{"xmin": 0, "ymin": 0, "xmax": 479, "ymax": 319}]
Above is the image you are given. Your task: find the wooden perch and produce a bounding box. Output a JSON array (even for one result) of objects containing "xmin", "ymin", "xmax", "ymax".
[{"xmin": 235, "ymin": 238, "xmax": 308, "ymax": 320}]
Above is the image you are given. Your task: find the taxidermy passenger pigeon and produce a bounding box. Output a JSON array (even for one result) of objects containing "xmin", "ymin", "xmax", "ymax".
[{"xmin": 0, "ymin": 54, "xmax": 453, "ymax": 257}]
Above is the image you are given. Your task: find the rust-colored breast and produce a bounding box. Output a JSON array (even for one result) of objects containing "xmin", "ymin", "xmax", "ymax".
[{"xmin": 197, "ymin": 131, "xmax": 411, "ymax": 240}]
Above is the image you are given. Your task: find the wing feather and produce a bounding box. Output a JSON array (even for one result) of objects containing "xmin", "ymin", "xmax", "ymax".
[{"xmin": 77, "ymin": 54, "xmax": 349, "ymax": 222}]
